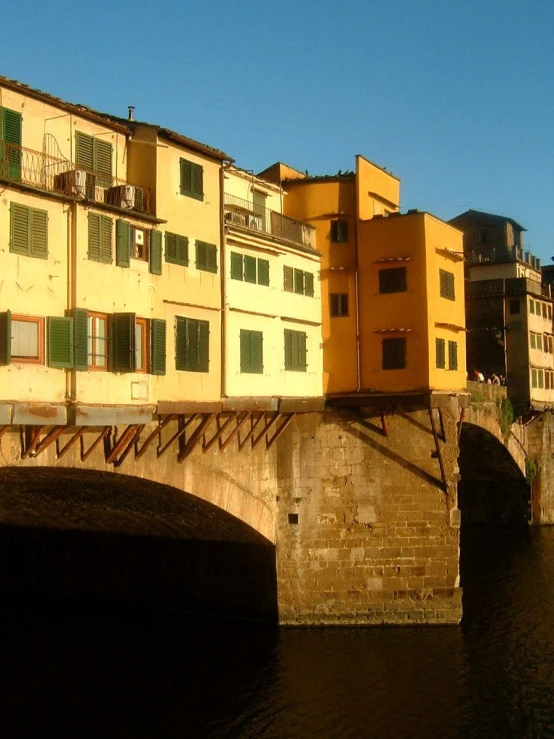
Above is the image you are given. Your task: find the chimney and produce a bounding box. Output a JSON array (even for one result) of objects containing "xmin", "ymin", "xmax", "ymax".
[{"xmin": 128, "ymin": 106, "xmax": 135, "ymax": 121}]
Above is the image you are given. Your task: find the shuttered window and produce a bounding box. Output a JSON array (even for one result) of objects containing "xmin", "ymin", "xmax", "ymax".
[
  {"xmin": 149, "ymin": 230, "xmax": 163, "ymax": 275},
  {"xmin": 257, "ymin": 259, "xmax": 270, "ymax": 286},
  {"xmin": 330, "ymin": 220, "xmax": 348, "ymax": 243},
  {"xmin": 284, "ymin": 266, "xmax": 314, "ymax": 296},
  {"xmin": 73, "ymin": 308, "xmax": 88, "ymax": 371},
  {"xmin": 284, "ymin": 266, "xmax": 294, "ymax": 292},
  {"xmin": 436, "ymin": 338, "xmax": 446, "ymax": 369},
  {"xmin": 165, "ymin": 231, "xmax": 189, "ymax": 266},
  {"xmin": 179, "ymin": 158, "xmax": 203, "ymax": 200},
  {"xmin": 448, "ymin": 340, "xmax": 458, "ymax": 371},
  {"xmin": 439, "ymin": 269, "xmax": 455, "ymax": 301},
  {"xmin": 10, "ymin": 203, "xmax": 48, "ymax": 259},
  {"xmin": 151, "ymin": 319, "xmax": 166, "ymax": 375},
  {"xmin": 240, "ymin": 330, "xmax": 263, "ymax": 374},
  {"xmin": 87, "ymin": 312, "xmax": 109, "ymax": 369},
  {"xmin": 284, "ymin": 329, "xmax": 307, "ymax": 371},
  {"xmin": 195, "ymin": 241, "xmax": 218, "ymax": 273},
  {"xmin": 330, "ymin": 293, "xmax": 349, "ymax": 317},
  {"xmin": 244, "ymin": 255, "xmax": 257, "ymax": 283},
  {"xmin": 230, "ymin": 252, "xmax": 243, "ymax": 280},
  {"xmin": 175, "ymin": 317, "xmax": 209, "ymax": 372},
  {"xmin": 0, "ymin": 107, "xmax": 22, "ymax": 180},
  {"xmin": 3, "ymin": 314, "xmax": 44, "ymax": 364},
  {"xmin": 230, "ymin": 252, "xmax": 270, "ymax": 286},
  {"xmin": 88, "ymin": 213, "xmax": 112, "ymax": 263},
  {"xmin": 382, "ymin": 337, "xmax": 406, "ymax": 370},
  {"xmin": 116, "ymin": 219, "xmax": 131, "ymax": 267},
  {"xmin": 75, "ymin": 131, "xmax": 113, "ymax": 187},
  {"xmin": 47, "ymin": 317, "xmax": 73, "ymax": 369},
  {"xmin": 379, "ymin": 267, "xmax": 407, "ymax": 294},
  {"xmin": 111, "ymin": 313, "xmax": 136, "ymax": 372}
]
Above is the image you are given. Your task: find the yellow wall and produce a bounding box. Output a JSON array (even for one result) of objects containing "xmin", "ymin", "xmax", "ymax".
[{"xmin": 356, "ymin": 155, "xmax": 400, "ymax": 221}]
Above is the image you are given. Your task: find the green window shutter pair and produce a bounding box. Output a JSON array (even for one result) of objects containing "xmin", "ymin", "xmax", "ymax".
[
  {"xmin": 76, "ymin": 131, "xmax": 113, "ymax": 185},
  {"xmin": 440, "ymin": 269, "xmax": 455, "ymax": 300},
  {"xmin": 230, "ymin": 252, "xmax": 243, "ymax": 280},
  {"xmin": 448, "ymin": 340, "xmax": 458, "ymax": 370},
  {"xmin": 165, "ymin": 232, "xmax": 189, "ymax": 266},
  {"xmin": 175, "ymin": 317, "xmax": 210, "ymax": 372},
  {"xmin": 283, "ymin": 266, "xmax": 294, "ymax": 292},
  {"xmin": 10, "ymin": 203, "xmax": 48, "ymax": 258},
  {"xmin": 436, "ymin": 338, "xmax": 446, "ymax": 369},
  {"xmin": 179, "ymin": 157, "xmax": 204, "ymax": 200},
  {"xmin": 284, "ymin": 329, "xmax": 307, "ymax": 371},
  {"xmin": 88, "ymin": 213, "xmax": 113, "ymax": 263},
  {"xmin": 240, "ymin": 329, "xmax": 263, "ymax": 374},
  {"xmin": 196, "ymin": 241, "xmax": 218, "ymax": 273},
  {"xmin": 116, "ymin": 219, "xmax": 131, "ymax": 267},
  {"xmin": 149, "ymin": 230, "xmax": 163, "ymax": 275}
]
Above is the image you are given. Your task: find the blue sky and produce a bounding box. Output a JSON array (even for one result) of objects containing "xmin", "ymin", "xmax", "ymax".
[{"xmin": 3, "ymin": 0, "xmax": 554, "ymax": 261}]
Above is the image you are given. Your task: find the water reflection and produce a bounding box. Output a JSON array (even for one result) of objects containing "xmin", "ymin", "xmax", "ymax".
[{"xmin": 2, "ymin": 525, "xmax": 554, "ymax": 738}]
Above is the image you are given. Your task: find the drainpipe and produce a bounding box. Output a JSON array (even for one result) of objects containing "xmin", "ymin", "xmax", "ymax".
[
  {"xmin": 66, "ymin": 200, "xmax": 78, "ymax": 407},
  {"xmin": 354, "ymin": 166, "xmax": 361, "ymax": 392},
  {"xmin": 220, "ymin": 160, "xmax": 232, "ymax": 399}
]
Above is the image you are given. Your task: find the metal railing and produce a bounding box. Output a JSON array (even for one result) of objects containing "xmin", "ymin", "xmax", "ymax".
[
  {"xmin": 224, "ymin": 193, "xmax": 316, "ymax": 249},
  {"xmin": 466, "ymin": 277, "xmax": 544, "ymax": 299},
  {"xmin": 0, "ymin": 141, "xmax": 153, "ymax": 215},
  {"xmin": 467, "ymin": 245, "xmax": 541, "ymax": 270}
]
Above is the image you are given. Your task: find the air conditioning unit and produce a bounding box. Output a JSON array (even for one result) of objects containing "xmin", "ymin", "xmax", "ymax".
[
  {"xmin": 107, "ymin": 184, "xmax": 135, "ymax": 209},
  {"xmin": 53, "ymin": 169, "xmax": 87, "ymax": 198},
  {"xmin": 247, "ymin": 215, "xmax": 263, "ymax": 230}
]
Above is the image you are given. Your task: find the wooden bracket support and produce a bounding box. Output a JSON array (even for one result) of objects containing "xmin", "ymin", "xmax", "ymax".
[
  {"xmin": 81, "ymin": 426, "xmax": 111, "ymax": 463},
  {"xmin": 266, "ymin": 413, "xmax": 295, "ymax": 449},
  {"xmin": 177, "ymin": 414, "xmax": 215, "ymax": 462},
  {"xmin": 429, "ymin": 408, "xmax": 448, "ymax": 493}
]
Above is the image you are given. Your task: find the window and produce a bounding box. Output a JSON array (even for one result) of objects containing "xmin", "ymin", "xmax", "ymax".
[
  {"xmin": 252, "ymin": 190, "xmax": 267, "ymax": 230},
  {"xmin": 448, "ymin": 340, "xmax": 458, "ymax": 370},
  {"xmin": 439, "ymin": 269, "xmax": 455, "ymax": 300},
  {"xmin": 284, "ymin": 266, "xmax": 314, "ymax": 296},
  {"xmin": 75, "ymin": 131, "xmax": 112, "ymax": 187},
  {"xmin": 531, "ymin": 368, "xmax": 537, "ymax": 388},
  {"xmin": 150, "ymin": 230, "xmax": 163, "ymax": 275},
  {"xmin": 135, "ymin": 318, "xmax": 148, "ymax": 372},
  {"xmin": 537, "ymin": 335, "xmax": 543, "ymax": 351},
  {"xmin": 330, "ymin": 293, "xmax": 349, "ymax": 317},
  {"xmin": 175, "ymin": 317, "xmax": 209, "ymax": 372},
  {"xmin": 382, "ymin": 337, "xmax": 406, "ymax": 370},
  {"xmin": 379, "ymin": 267, "xmax": 407, "ymax": 294},
  {"xmin": 195, "ymin": 241, "xmax": 218, "ymax": 274},
  {"xmin": 131, "ymin": 227, "xmax": 148, "ymax": 261},
  {"xmin": 549, "ymin": 305, "xmax": 553, "ymax": 320},
  {"xmin": 230, "ymin": 252, "xmax": 269, "ymax": 285},
  {"xmin": 165, "ymin": 232, "xmax": 189, "ymax": 266},
  {"xmin": 0, "ymin": 107, "xmax": 22, "ymax": 180},
  {"xmin": 509, "ymin": 299, "xmax": 520, "ymax": 314},
  {"xmin": 11, "ymin": 315, "xmax": 44, "ymax": 364},
  {"xmin": 330, "ymin": 220, "xmax": 349, "ymax": 243},
  {"xmin": 88, "ymin": 213, "xmax": 112, "ymax": 263},
  {"xmin": 530, "ymin": 333, "xmax": 536, "ymax": 349},
  {"xmin": 539, "ymin": 369, "xmax": 544, "ymax": 389},
  {"xmin": 9, "ymin": 203, "xmax": 48, "ymax": 259},
  {"xmin": 436, "ymin": 338, "xmax": 446, "ymax": 369},
  {"xmin": 179, "ymin": 158, "xmax": 203, "ymax": 200},
  {"xmin": 284, "ymin": 329, "xmax": 307, "ymax": 371},
  {"xmin": 530, "ymin": 300, "xmax": 535, "ymax": 315},
  {"xmin": 88, "ymin": 313, "xmax": 109, "ymax": 369},
  {"xmin": 240, "ymin": 329, "xmax": 263, "ymax": 374},
  {"xmin": 543, "ymin": 303, "xmax": 548, "ymax": 319},
  {"xmin": 478, "ymin": 229, "xmax": 488, "ymax": 245}
]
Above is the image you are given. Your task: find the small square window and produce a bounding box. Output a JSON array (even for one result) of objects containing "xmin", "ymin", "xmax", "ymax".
[
  {"xmin": 382, "ymin": 337, "xmax": 406, "ymax": 370},
  {"xmin": 509, "ymin": 299, "xmax": 520, "ymax": 315},
  {"xmin": 439, "ymin": 269, "xmax": 455, "ymax": 300},
  {"xmin": 131, "ymin": 227, "xmax": 148, "ymax": 261},
  {"xmin": 330, "ymin": 220, "xmax": 348, "ymax": 243},
  {"xmin": 11, "ymin": 316, "xmax": 44, "ymax": 364},
  {"xmin": 330, "ymin": 293, "xmax": 349, "ymax": 317},
  {"xmin": 379, "ymin": 267, "xmax": 407, "ymax": 294}
]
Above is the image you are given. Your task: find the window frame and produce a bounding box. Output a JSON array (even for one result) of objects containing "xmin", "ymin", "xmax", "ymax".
[
  {"xmin": 382, "ymin": 337, "xmax": 407, "ymax": 370},
  {"xmin": 439, "ymin": 269, "xmax": 455, "ymax": 301},
  {"xmin": 330, "ymin": 220, "xmax": 349, "ymax": 243},
  {"xmin": 135, "ymin": 317, "xmax": 149, "ymax": 373},
  {"xmin": 11, "ymin": 314, "xmax": 44, "ymax": 364},
  {"xmin": 330, "ymin": 293, "xmax": 349, "ymax": 317},
  {"xmin": 379, "ymin": 267, "xmax": 407, "ymax": 294},
  {"xmin": 87, "ymin": 312, "xmax": 109, "ymax": 371},
  {"xmin": 179, "ymin": 157, "xmax": 204, "ymax": 201},
  {"xmin": 131, "ymin": 226, "xmax": 149, "ymax": 262}
]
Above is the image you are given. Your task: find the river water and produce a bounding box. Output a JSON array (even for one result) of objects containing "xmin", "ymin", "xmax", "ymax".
[{"xmin": 2, "ymin": 524, "xmax": 554, "ymax": 738}]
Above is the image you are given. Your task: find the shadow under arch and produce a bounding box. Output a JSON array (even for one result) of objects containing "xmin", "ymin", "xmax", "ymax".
[
  {"xmin": 0, "ymin": 467, "xmax": 277, "ymax": 623},
  {"xmin": 458, "ymin": 423, "xmax": 530, "ymax": 524}
]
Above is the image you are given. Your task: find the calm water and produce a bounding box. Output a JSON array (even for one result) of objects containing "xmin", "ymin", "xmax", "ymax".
[{"xmin": 2, "ymin": 524, "xmax": 554, "ymax": 738}]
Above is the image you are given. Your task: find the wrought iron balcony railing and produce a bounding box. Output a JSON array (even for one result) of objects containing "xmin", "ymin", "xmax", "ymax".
[
  {"xmin": 0, "ymin": 141, "xmax": 153, "ymax": 215},
  {"xmin": 224, "ymin": 193, "xmax": 316, "ymax": 250}
]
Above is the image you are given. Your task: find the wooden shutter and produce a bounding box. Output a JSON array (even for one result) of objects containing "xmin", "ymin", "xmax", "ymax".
[
  {"xmin": 379, "ymin": 267, "xmax": 407, "ymax": 294},
  {"xmin": 440, "ymin": 269, "xmax": 455, "ymax": 300},
  {"xmin": 436, "ymin": 338, "xmax": 446, "ymax": 369},
  {"xmin": 111, "ymin": 313, "xmax": 136, "ymax": 372},
  {"xmin": 250, "ymin": 331, "xmax": 263, "ymax": 373},
  {"xmin": 198, "ymin": 320, "xmax": 209, "ymax": 372},
  {"xmin": 10, "ymin": 202, "xmax": 30, "ymax": 255},
  {"xmin": 94, "ymin": 139, "xmax": 113, "ymax": 185},
  {"xmin": 257, "ymin": 259, "xmax": 270, "ymax": 286},
  {"xmin": 244, "ymin": 255, "xmax": 257, "ymax": 283},
  {"xmin": 30, "ymin": 208, "xmax": 48, "ymax": 259},
  {"xmin": 284, "ymin": 329, "xmax": 293, "ymax": 369},
  {"xmin": 304, "ymin": 272, "xmax": 314, "ymax": 297},
  {"xmin": 88, "ymin": 213, "xmax": 101, "ymax": 261},
  {"xmin": 382, "ymin": 338, "xmax": 406, "ymax": 370},
  {"xmin": 175, "ymin": 317, "xmax": 187, "ymax": 370},
  {"xmin": 2, "ymin": 108, "xmax": 22, "ymax": 145},
  {"xmin": 149, "ymin": 230, "xmax": 162, "ymax": 275},
  {"xmin": 196, "ymin": 241, "xmax": 207, "ymax": 270},
  {"xmin": 185, "ymin": 318, "xmax": 198, "ymax": 371},
  {"xmin": 294, "ymin": 269, "xmax": 304, "ymax": 294},
  {"xmin": 47, "ymin": 316, "xmax": 74, "ymax": 369},
  {"xmin": 177, "ymin": 235, "xmax": 189, "ymax": 265},
  {"xmin": 116, "ymin": 219, "xmax": 131, "ymax": 267},
  {"xmin": 297, "ymin": 331, "xmax": 307, "ymax": 370},
  {"xmin": 180, "ymin": 158, "xmax": 192, "ymax": 195},
  {"xmin": 448, "ymin": 340, "xmax": 458, "ymax": 370},
  {"xmin": 0, "ymin": 311, "xmax": 11, "ymax": 365},
  {"xmin": 165, "ymin": 232, "xmax": 177, "ymax": 263},
  {"xmin": 2, "ymin": 108, "xmax": 22, "ymax": 180},
  {"xmin": 76, "ymin": 132, "xmax": 94, "ymax": 170},
  {"xmin": 283, "ymin": 266, "xmax": 294, "ymax": 292},
  {"xmin": 192, "ymin": 163, "xmax": 203, "ymax": 199},
  {"xmin": 230, "ymin": 252, "xmax": 243, "ymax": 280},
  {"xmin": 151, "ymin": 319, "xmax": 166, "ymax": 375},
  {"xmin": 73, "ymin": 308, "xmax": 88, "ymax": 371},
  {"xmin": 206, "ymin": 244, "xmax": 217, "ymax": 273},
  {"xmin": 101, "ymin": 216, "xmax": 112, "ymax": 263}
]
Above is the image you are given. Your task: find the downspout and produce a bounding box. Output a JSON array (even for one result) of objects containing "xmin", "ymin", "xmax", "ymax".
[
  {"xmin": 220, "ymin": 160, "xmax": 232, "ymax": 399},
  {"xmin": 66, "ymin": 199, "xmax": 78, "ymax": 406},
  {"xmin": 354, "ymin": 168, "xmax": 361, "ymax": 392}
]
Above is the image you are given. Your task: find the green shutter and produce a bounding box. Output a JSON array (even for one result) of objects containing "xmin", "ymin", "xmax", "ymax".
[
  {"xmin": 230, "ymin": 252, "xmax": 243, "ymax": 280},
  {"xmin": 284, "ymin": 266, "xmax": 294, "ymax": 292},
  {"xmin": 30, "ymin": 208, "xmax": 48, "ymax": 259},
  {"xmin": 244, "ymin": 255, "xmax": 257, "ymax": 283},
  {"xmin": 0, "ymin": 311, "xmax": 11, "ymax": 365},
  {"xmin": 10, "ymin": 202, "xmax": 30, "ymax": 255},
  {"xmin": 166, "ymin": 232, "xmax": 188, "ymax": 265},
  {"xmin": 258, "ymin": 259, "xmax": 269, "ymax": 286},
  {"xmin": 2, "ymin": 108, "xmax": 22, "ymax": 180},
  {"xmin": 111, "ymin": 313, "xmax": 136, "ymax": 373},
  {"xmin": 94, "ymin": 139, "xmax": 113, "ymax": 186},
  {"xmin": 284, "ymin": 330, "xmax": 293, "ymax": 369},
  {"xmin": 47, "ymin": 316, "xmax": 73, "ymax": 369},
  {"xmin": 196, "ymin": 241, "xmax": 207, "ymax": 270},
  {"xmin": 206, "ymin": 244, "xmax": 217, "ymax": 273},
  {"xmin": 240, "ymin": 330, "xmax": 263, "ymax": 374},
  {"xmin": 448, "ymin": 340, "xmax": 458, "ymax": 370},
  {"xmin": 76, "ymin": 132, "xmax": 94, "ymax": 170},
  {"xmin": 151, "ymin": 319, "xmax": 166, "ymax": 375},
  {"xmin": 285, "ymin": 330, "xmax": 307, "ymax": 371},
  {"xmin": 180, "ymin": 158, "xmax": 192, "ymax": 195},
  {"xmin": 192, "ymin": 163, "xmax": 203, "ymax": 199},
  {"xmin": 101, "ymin": 216, "xmax": 112, "ymax": 263},
  {"xmin": 177, "ymin": 235, "xmax": 189, "ymax": 265},
  {"xmin": 294, "ymin": 269, "xmax": 304, "ymax": 294},
  {"xmin": 436, "ymin": 338, "xmax": 446, "ymax": 369},
  {"xmin": 198, "ymin": 320, "xmax": 209, "ymax": 372},
  {"xmin": 297, "ymin": 332, "xmax": 307, "ymax": 370},
  {"xmin": 116, "ymin": 219, "xmax": 131, "ymax": 267},
  {"xmin": 73, "ymin": 308, "xmax": 88, "ymax": 371},
  {"xmin": 150, "ymin": 230, "xmax": 162, "ymax": 274},
  {"xmin": 185, "ymin": 318, "xmax": 198, "ymax": 371},
  {"xmin": 175, "ymin": 317, "xmax": 187, "ymax": 370},
  {"xmin": 304, "ymin": 272, "xmax": 314, "ymax": 297}
]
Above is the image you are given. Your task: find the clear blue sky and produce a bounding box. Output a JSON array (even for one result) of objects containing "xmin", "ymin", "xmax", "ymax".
[{"xmin": 3, "ymin": 0, "xmax": 554, "ymax": 261}]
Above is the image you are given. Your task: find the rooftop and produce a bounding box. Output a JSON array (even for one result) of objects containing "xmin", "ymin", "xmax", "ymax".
[{"xmin": 449, "ymin": 209, "xmax": 527, "ymax": 232}]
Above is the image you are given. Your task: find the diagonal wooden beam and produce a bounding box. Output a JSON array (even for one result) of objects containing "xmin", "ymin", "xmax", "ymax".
[
  {"xmin": 380, "ymin": 409, "xmax": 389, "ymax": 437},
  {"xmin": 157, "ymin": 414, "xmax": 198, "ymax": 458},
  {"xmin": 106, "ymin": 425, "xmax": 138, "ymax": 465},
  {"xmin": 81, "ymin": 426, "xmax": 111, "ymax": 462},
  {"xmin": 203, "ymin": 413, "xmax": 236, "ymax": 453},
  {"xmin": 177, "ymin": 414, "xmax": 215, "ymax": 462},
  {"xmin": 113, "ymin": 425, "xmax": 145, "ymax": 467},
  {"xmin": 219, "ymin": 412, "xmax": 251, "ymax": 453},
  {"xmin": 135, "ymin": 414, "xmax": 175, "ymax": 460},
  {"xmin": 429, "ymin": 408, "xmax": 447, "ymax": 493},
  {"xmin": 57, "ymin": 427, "xmax": 86, "ymax": 459},
  {"xmin": 238, "ymin": 412, "xmax": 265, "ymax": 451},
  {"xmin": 21, "ymin": 426, "xmax": 47, "ymax": 459},
  {"xmin": 266, "ymin": 413, "xmax": 295, "ymax": 449},
  {"xmin": 0, "ymin": 425, "xmax": 10, "ymax": 441},
  {"xmin": 438, "ymin": 407, "xmax": 446, "ymax": 442},
  {"xmin": 251, "ymin": 413, "xmax": 280, "ymax": 450},
  {"xmin": 33, "ymin": 425, "xmax": 70, "ymax": 457},
  {"xmin": 457, "ymin": 407, "xmax": 466, "ymax": 443}
]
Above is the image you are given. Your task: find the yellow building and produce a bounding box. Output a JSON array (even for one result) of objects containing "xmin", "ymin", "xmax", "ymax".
[
  {"xmin": 223, "ymin": 167, "xmax": 322, "ymax": 400},
  {"xmin": 260, "ymin": 155, "xmax": 466, "ymax": 397}
]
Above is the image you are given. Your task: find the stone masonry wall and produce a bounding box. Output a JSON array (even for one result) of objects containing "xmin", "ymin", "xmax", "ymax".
[{"xmin": 526, "ymin": 411, "xmax": 554, "ymax": 524}]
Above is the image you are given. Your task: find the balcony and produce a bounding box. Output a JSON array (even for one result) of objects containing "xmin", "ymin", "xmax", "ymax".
[
  {"xmin": 466, "ymin": 277, "xmax": 544, "ymax": 299},
  {"xmin": 467, "ymin": 245, "xmax": 541, "ymax": 270},
  {"xmin": 0, "ymin": 141, "xmax": 153, "ymax": 215},
  {"xmin": 224, "ymin": 193, "xmax": 316, "ymax": 250}
]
